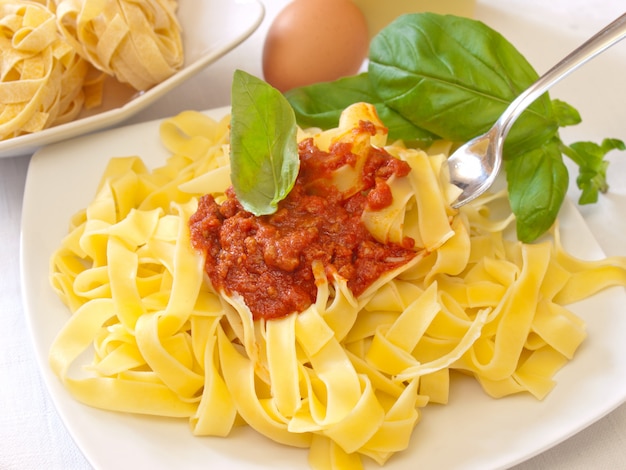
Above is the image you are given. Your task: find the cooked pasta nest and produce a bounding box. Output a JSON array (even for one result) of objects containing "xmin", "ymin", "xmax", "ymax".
[{"xmin": 48, "ymin": 103, "xmax": 626, "ymax": 469}]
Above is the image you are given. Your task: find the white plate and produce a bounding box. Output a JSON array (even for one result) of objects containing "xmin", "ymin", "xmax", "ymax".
[
  {"xmin": 0, "ymin": 0, "xmax": 264, "ymax": 159},
  {"xmin": 20, "ymin": 107, "xmax": 626, "ymax": 469}
]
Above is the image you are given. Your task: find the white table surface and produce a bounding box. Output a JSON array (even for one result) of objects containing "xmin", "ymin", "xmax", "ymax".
[{"xmin": 2, "ymin": 0, "xmax": 626, "ymax": 468}]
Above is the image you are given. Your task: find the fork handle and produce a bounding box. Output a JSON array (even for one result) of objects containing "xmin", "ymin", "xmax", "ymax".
[{"xmin": 499, "ymin": 12, "xmax": 626, "ymax": 137}]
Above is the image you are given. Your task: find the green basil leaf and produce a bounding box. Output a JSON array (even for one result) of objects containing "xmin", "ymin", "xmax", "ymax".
[
  {"xmin": 285, "ymin": 73, "xmax": 436, "ymax": 143},
  {"xmin": 506, "ymin": 139, "xmax": 569, "ymax": 242},
  {"xmin": 285, "ymin": 73, "xmax": 372, "ymax": 129},
  {"xmin": 562, "ymin": 138, "xmax": 625, "ymax": 204},
  {"xmin": 230, "ymin": 70, "xmax": 300, "ymax": 216},
  {"xmin": 368, "ymin": 13, "xmax": 558, "ymax": 156},
  {"xmin": 551, "ymin": 99, "xmax": 581, "ymax": 127}
]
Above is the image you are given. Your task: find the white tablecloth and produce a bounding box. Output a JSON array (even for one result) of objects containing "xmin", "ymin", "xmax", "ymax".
[{"xmin": 2, "ymin": 1, "xmax": 626, "ymax": 468}]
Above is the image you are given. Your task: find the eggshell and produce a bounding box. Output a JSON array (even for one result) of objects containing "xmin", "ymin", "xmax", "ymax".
[{"xmin": 262, "ymin": 0, "xmax": 369, "ymax": 92}]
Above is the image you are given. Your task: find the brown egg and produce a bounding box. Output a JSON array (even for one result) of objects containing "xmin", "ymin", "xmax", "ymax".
[{"xmin": 262, "ymin": 0, "xmax": 370, "ymax": 93}]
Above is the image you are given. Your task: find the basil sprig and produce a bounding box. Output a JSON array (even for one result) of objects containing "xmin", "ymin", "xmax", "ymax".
[
  {"xmin": 285, "ymin": 13, "xmax": 624, "ymax": 242},
  {"xmin": 230, "ymin": 69, "xmax": 299, "ymax": 216}
]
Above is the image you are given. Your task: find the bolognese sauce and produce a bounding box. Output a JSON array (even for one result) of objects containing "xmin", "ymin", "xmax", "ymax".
[{"xmin": 189, "ymin": 127, "xmax": 417, "ymax": 320}]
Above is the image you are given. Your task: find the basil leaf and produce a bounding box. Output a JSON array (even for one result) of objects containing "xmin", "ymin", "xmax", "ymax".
[
  {"xmin": 285, "ymin": 73, "xmax": 436, "ymax": 143},
  {"xmin": 285, "ymin": 73, "xmax": 371, "ymax": 129},
  {"xmin": 230, "ymin": 70, "xmax": 300, "ymax": 216},
  {"xmin": 551, "ymin": 99, "xmax": 581, "ymax": 127},
  {"xmin": 368, "ymin": 13, "xmax": 558, "ymax": 156},
  {"xmin": 562, "ymin": 138, "xmax": 625, "ymax": 204},
  {"xmin": 506, "ymin": 139, "xmax": 569, "ymax": 243}
]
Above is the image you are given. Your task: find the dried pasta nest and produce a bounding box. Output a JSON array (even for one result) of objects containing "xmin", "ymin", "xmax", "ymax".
[
  {"xmin": 0, "ymin": 0, "xmax": 183, "ymax": 141},
  {"xmin": 52, "ymin": 0, "xmax": 183, "ymax": 91},
  {"xmin": 0, "ymin": 0, "xmax": 96, "ymax": 140}
]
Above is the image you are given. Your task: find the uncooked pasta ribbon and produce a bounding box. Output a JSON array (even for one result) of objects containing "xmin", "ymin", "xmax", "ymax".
[
  {"xmin": 0, "ymin": 0, "xmax": 97, "ymax": 140},
  {"xmin": 0, "ymin": 0, "xmax": 183, "ymax": 140},
  {"xmin": 52, "ymin": 0, "xmax": 183, "ymax": 91}
]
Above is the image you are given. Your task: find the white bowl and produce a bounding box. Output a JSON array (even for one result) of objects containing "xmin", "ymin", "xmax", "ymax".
[{"xmin": 0, "ymin": 0, "xmax": 264, "ymax": 158}]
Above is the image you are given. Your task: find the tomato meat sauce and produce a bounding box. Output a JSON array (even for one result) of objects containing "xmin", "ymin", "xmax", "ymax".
[{"xmin": 189, "ymin": 130, "xmax": 417, "ymax": 320}]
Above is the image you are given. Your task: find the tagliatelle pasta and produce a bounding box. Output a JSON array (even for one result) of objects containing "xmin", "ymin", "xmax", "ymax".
[
  {"xmin": 0, "ymin": 0, "xmax": 99, "ymax": 140},
  {"xmin": 49, "ymin": 103, "xmax": 626, "ymax": 469},
  {"xmin": 52, "ymin": 0, "xmax": 183, "ymax": 91},
  {"xmin": 0, "ymin": 0, "xmax": 183, "ymax": 141}
]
